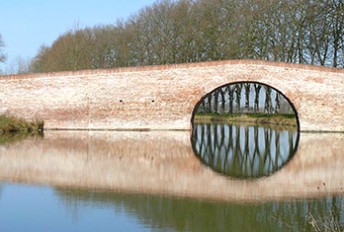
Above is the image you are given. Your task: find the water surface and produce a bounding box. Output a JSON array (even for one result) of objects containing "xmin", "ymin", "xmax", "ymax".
[
  {"xmin": 0, "ymin": 182, "xmax": 343, "ymax": 232},
  {"xmin": 0, "ymin": 130, "xmax": 343, "ymax": 231},
  {"xmin": 192, "ymin": 123, "xmax": 298, "ymax": 178}
]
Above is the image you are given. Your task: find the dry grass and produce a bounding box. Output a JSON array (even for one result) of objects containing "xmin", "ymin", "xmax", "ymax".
[{"xmin": 307, "ymin": 211, "xmax": 344, "ymax": 232}]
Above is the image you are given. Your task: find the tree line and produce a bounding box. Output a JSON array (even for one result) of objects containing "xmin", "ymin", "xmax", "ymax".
[
  {"xmin": 30, "ymin": 0, "xmax": 344, "ymax": 73},
  {"xmin": 0, "ymin": 34, "xmax": 6, "ymax": 73},
  {"xmin": 1, "ymin": 0, "xmax": 343, "ymax": 74},
  {"xmin": 197, "ymin": 83, "xmax": 293, "ymax": 115}
]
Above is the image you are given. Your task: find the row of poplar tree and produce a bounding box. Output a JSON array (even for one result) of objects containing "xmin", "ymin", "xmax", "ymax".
[
  {"xmin": 196, "ymin": 83, "xmax": 288, "ymax": 114},
  {"xmin": 29, "ymin": 0, "xmax": 344, "ymax": 73}
]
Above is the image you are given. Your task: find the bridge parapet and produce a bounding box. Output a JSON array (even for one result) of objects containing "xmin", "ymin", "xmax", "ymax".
[{"xmin": 0, "ymin": 60, "xmax": 343, "ymax": 131}]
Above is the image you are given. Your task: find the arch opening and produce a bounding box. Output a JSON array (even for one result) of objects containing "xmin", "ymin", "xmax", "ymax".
[{"xmin": 191, "ymin": 81, "xmax": 300, "ymax": 179}]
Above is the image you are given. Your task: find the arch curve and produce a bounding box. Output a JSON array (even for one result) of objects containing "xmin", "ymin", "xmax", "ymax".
[{"xmin": 190, "ymin": 81, "xmax": 301, "ymax": 179}]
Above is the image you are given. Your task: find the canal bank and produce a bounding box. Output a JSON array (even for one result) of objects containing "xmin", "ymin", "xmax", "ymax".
[
  {"xmin": 193, "ymin": 113, "xmax": 297, "ymax": 128},
  {"xmin": 0, "ymin": 115, "xmax": 43, "ymax": 134}
]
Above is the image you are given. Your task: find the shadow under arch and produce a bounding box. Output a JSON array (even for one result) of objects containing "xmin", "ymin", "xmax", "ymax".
[{"xmin": 190, "ymin": 81, "xmax": 301, "ymax": 179}]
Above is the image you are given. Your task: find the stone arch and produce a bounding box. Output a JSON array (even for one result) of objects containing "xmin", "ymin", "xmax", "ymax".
[
  {"xmin": 190, "ymin": 81, "xmax": 301, "ymax": 178},
  {"xmin": 190, "ymin": 80, "xmax": 301, "ymax": 131}
]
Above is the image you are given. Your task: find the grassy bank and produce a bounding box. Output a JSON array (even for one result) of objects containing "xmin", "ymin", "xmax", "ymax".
[
  {"xmin": 0, "ymin": 115, "xmax": 44, "ymax": 135},
  {"xmin": 0, "ymin": 132, "xmax": 44, "ymax": 145},
  {"xmin": 194, "ymin": 113, "xmax": 297, "ymax": 127}
]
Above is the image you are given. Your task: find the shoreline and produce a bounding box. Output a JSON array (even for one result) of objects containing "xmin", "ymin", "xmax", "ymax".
[
  {"xmin": 193, "ymin": 114, "xmax": 298, "ymax": 128},
  {"xmin": 0, "ymin": 115, "xmax": 44, "ymax": 135}
]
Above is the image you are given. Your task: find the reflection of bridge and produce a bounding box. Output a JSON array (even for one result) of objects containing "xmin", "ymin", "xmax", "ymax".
[
  {"xmin": 192, "ymin": 123, "xmax": 298, "ymax": 178},
  {"xmin": 0, "ymin": 60, "xmax": 343, "ymax": 131},
  {"xmin": 0, "ymin": 131, "xmax": 343, "ymax": 202}
]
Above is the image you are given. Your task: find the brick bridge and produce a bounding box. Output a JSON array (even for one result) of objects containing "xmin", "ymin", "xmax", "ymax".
[{"xmin": 0, "ymin": 60, "xmax": 343, "ymax": 132}]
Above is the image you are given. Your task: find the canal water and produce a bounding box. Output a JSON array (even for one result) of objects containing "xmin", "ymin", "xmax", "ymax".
[
  {"xmin": 192, "ymin": 123, "xmax": 299, "ymax": 178},
  {"xmin": 0, "ymin": 128, "xmax": 343, "ymax": 231}
]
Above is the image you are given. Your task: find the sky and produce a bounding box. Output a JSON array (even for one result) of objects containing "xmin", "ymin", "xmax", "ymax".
[{"xmin": 0, "ymin": 0, "xmax": 157, "ymax": 73}]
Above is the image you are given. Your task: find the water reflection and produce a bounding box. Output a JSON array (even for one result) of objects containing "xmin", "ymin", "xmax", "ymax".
[
  {"xmin": 192, "ymin": 123, "xmax": 298, "ymax": 178},
  {"xmin": 1, "ymin": 182, "xmax": 343, "ymax": 232},
  {"xmin": 54, "ymin": 187, "xmax": 344, "ymax": 232},
  {"xmin": 0, "ymin": 131, "xmax": 343, "ymax": 201},
  {"xmin": 0, "ymin": 132, "xmax": 43, "ymax": 145},
  {"xmin": 0, "ymin": 131, "xmax": 343, "ymax": 231}
]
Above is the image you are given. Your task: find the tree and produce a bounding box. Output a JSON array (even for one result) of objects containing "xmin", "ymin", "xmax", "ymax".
[
  {"xmin": 253, "ymin": 84, "xmax": 262, "ymax": 113},
  {"xmin": 7, "ymin": 56, "xmax": 31, "ymax": 74},
  {"xmin": 235, "ymin": 84, "xmax": 242, "ymax": 113},
  {"xmin": 244, "ymin": 83, "xmax": 250, "ymax": 112},
  {"xmin": 227, "ymin": 85, "xmax": 234, "ymax": 114},
  {"xmin": 264, "ymin": 86, "xmax": 272, "ymax": 114},
  {"xmin": 275, "ymin": 92, "xmax": 280, "ymax": 113},
  {"xmin": 0, "ymin": 34, "xmax": 6, "ymax": 73},
  {"xmin": 30, "ymin": 0, "xmax": 344, "ymax": 73}
]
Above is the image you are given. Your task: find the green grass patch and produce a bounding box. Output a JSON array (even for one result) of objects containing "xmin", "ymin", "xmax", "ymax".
[
  {"xmin": 245, "ymin": 113, "xmax": 296, "ymax": 119},
  {"xmin": 196, "ymin": 112, "xmax": 296, "ymax": 119},
  {"xmin": 194, "ymin": 113, "xmax": 297, "ymax": 127},
  {"xmin": 0, "ymin": 115, "xmax": 44, "ymax": 135}
]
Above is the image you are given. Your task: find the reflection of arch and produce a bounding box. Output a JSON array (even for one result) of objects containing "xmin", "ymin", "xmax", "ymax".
[{"xmin": 191, "ymin": 123, "xmax": 299, "ymax": 178}]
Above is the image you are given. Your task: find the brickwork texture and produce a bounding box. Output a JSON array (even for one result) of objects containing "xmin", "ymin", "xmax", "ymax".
[{"xmin": 0, "ymin": 60, "xmax": 343, "ymax": 131}]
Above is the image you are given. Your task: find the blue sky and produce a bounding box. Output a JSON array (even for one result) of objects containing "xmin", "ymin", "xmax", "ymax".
[{"xmin": 0, "ymin": 0, "xmax": 156, "ymax": 73}]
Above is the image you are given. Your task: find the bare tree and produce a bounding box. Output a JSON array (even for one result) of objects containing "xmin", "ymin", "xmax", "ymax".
[
  {"xmin": 253, "ymin": 84, "xmax": 262, "ymax": 113},
  {"xmin": 29, "ymin": 0, "xmax": 344, "ymax": 73},
  {"xmin": 244, "ymin": 83, "xmax": 251, "ymax": 112},
  {"xmin": 275, "ymin": 92, "xmax": 280, "ymax": 114},
  {"xmin": 8, "ymin": 56, "xmax": 31, "ymax": 74},
  {"xmin": 264, "ymin": 86, "xmax": 272, "ymax": 114},
  {"xmin": 235, "ymin": 84, "xmax": 242, "ymax": 113},
  {"xmin": 227, "ymin": 85, "xmax": 234, "ymax": 114},
  {"xmin": 0, "ymin": 34, "xmax": 6, "ymax": 73}
]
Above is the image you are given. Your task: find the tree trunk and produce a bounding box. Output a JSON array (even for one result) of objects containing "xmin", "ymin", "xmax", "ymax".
[
  {"xmin": 235, "ymin": 84, "xmax": 242, "ymax": 113},
  {"xmin": 254, "ymin": 84, "xmax": 262, "ymax": 113},
  {"xmin": 264, "ymin": 87, "xmax": 272, "ymax": 114},
  {"xmin": 228, "ymin": 86, "xmax": 234, "ymax": 114},
  {"xmin": 245, "ymin": 83, "xmax": 251, "ymax": 112},
  {"xmin": 275, "ymin": 92, "xmax": 280, "ymax": 114}
]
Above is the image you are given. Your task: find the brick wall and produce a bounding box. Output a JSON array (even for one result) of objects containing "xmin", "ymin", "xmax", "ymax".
[{"xmin": 0, "ymin": 60, "xmax": 343, "ymax": 131}]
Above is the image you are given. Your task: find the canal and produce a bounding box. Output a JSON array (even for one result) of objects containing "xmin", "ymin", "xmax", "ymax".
[{"xmin": 0, "ymin": 129, "xmax": 343, "ymax": 231}]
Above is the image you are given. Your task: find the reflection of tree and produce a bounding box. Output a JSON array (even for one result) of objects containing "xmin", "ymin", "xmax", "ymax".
[
  {"xmin": 196, "ymin": 82, "xmax": 293, "ymax": 115},
  {"xmin": 54, "ymin": 188, "xmax": 344, "ymax": 232},
  {"xmin": 0, "ymin": 133, "xmax": 43, "ymax": 145},
  {"xmin": 270, "ymin": 196, "xmax": 344, "ymax": 231},
  {"xmin": 192, "ymin": 123, "xmax": 298, "ymax": 178}
]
